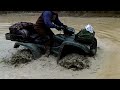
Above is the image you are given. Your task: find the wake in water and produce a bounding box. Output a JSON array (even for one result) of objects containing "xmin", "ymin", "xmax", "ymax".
[
  {"xmin": 3, "ymin": 49, "xmax": 96, "ymax": 71},
  {"xmin": 8, "ymin": 49, "xmax": 33, "ymax": 67}
]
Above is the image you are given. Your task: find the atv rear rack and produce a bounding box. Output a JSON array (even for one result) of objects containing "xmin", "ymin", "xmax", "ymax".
[{"xmin": 5, "ymin": 33, "xmax": 29, "ymax": 42}]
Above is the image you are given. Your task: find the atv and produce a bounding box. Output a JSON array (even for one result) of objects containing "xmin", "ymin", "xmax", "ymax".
[{"xmin": 5, "ymin": 26, "xmax": 97, "ymax": 69}]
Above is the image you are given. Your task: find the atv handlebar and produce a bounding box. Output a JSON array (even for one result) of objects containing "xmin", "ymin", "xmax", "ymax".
[{"xmin": 62, "ymin": 27, "xmax": 75, "ymax": 36}]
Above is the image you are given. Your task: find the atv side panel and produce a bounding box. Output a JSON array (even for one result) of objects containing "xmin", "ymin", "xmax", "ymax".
[
  {"xmin": 14, "ymin": 42, "xmax": 43, "ymax": 59},
  {"xmin": 57, "ymin": 41, "xmax": 90, "ymax": 61}
]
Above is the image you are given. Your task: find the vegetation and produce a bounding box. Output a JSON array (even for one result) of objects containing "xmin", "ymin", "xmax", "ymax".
[{"xmin": 0, "ymin": 11, "xmax": 120, "ymax": 17}]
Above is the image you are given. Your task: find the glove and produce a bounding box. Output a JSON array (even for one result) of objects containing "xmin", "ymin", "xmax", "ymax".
[
  {"xmin": 56, "ymin": 26, "xmax": 63, "ymax": 31},
  {"xmin": 63, "ymin": 25, "xmax": 68, "ymax": 29}
]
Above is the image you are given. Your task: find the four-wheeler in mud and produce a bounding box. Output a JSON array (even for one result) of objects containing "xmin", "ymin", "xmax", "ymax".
[{"xmin": 5, "ymin": 23, "xmax": 97, "ymax": 69}]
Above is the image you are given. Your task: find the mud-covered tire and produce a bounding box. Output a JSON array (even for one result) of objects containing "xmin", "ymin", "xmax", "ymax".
[
  {"xmin": 58, "ymin": 53, "xmax": 90, "ymax": 71},
  {"xmin": 10, "ymin": 49, "xmax": 34, "ymax": 66},
  {"xmin": 90, "ymin": 38, "xmax": 97, "ymax": 56}
]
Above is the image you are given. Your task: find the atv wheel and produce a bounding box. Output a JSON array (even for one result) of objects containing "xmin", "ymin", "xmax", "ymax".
[
  {"xmin": 90, "ymin": 38, "xmax": 97, "ymax": 56},
  {"xmin": 10, "ymin": 49, "xmax": 34, "ymax": 66},
  {"xmin": 58, "ymin": 53, "xmax": 90, "ymax": 71}
]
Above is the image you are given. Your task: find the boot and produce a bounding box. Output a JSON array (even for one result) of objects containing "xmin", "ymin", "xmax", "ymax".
[
  {"xmin": 44, "ymin": 46, "xmax": 51, "ymax": 57},
  {"xmin": 44, "ymin": 39, "xmax": 53, "ymax": 57}
]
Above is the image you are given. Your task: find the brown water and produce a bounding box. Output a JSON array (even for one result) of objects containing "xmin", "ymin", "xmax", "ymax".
[{"xmin": 0, "ymin": 13, "xmax": 120, "ymax": 79}]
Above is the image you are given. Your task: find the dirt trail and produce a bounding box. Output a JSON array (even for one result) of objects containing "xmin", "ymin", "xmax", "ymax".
[{"xmin": 0, "ymin": 13, "xmax": 120, "ymax": 79}]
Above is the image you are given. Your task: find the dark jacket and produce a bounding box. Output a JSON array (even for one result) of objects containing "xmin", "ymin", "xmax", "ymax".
[{"xmin": 34, "ymin": 11, "xmax": 65, "ymax": 37}]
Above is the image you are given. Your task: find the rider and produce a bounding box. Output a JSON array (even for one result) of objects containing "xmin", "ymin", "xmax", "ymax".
[{"xmin": 34, "ymin": 11, "xmax": 68, "ymax": 56}]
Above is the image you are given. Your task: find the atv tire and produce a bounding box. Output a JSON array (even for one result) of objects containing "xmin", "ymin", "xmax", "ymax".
[
  {"xmin": 10, "ymin": 49, "xmax": 34, "ymax": 66},
  {"xmin": 90, "ymin": 38, "xmax": 97, "ymax": 56},
  {"xmin": 58, "ymin": 53, "xmax": 90, "ymax": 71}
]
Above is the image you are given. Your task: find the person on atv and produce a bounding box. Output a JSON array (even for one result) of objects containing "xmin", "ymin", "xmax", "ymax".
[{"xmin": 34, "ymin": 11, "xmax": 68, "ymax": 56}]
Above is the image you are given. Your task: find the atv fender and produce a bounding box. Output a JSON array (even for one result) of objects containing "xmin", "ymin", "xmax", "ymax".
[
  {"xmin": 57, "ymin": 41, "xmax": 90, "ymax": 61},
  {"xmin": 14, "ymin": 42, "xmax": 43, "ymax": 59}
]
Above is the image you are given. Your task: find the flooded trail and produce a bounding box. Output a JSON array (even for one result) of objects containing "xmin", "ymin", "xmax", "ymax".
[{"xmin": 0, "ymin": 13, "xmax": 120, "ymax": 79}]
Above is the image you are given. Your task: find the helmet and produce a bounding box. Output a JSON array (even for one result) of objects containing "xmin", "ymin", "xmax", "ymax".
[{"xmin": 85, "ymin": 24, "xmax": 94, "ymax": 33}]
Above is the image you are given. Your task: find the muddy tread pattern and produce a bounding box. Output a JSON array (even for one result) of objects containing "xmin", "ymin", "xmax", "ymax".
[{"xmin": 58, "ymin": 54, "xmax": 91, "ymax": 71}]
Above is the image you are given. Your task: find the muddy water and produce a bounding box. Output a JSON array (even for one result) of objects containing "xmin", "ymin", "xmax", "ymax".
[{"xmin": 0, "ymin": 13, "xmax": 120, "ymax": 79}]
